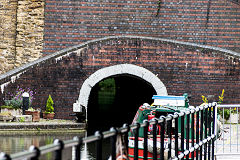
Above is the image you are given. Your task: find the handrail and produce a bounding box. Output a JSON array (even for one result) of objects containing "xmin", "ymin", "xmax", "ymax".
[{"xmin": 0, "ymin": 102, "xmax": 217, "ymax": 160}]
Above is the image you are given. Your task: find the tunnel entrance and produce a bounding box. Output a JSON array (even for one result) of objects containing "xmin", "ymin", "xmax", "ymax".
[{"xmin": 87, "ymin": 75, "xmax": 156, "ymax": 134}]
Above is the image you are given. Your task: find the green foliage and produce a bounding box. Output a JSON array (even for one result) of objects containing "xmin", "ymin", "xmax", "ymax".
[
  {"xmin": 0, "ymin": 105, "xmax": 15, "ymax": 109},
  {"xmin": 45, "ymin": 95, "xmax": 54, "ymax": 113},
  {"xmin": 4, "ymin": 99, "xmax": 22, "ymax": 109},
  {"xmin": 216, "ymin": 89, "xmax": 234, "ymax": 120},
  {"xmin": 156, "ymin": 0, "xmax": 161, "ymax": 16},
  {"xmin": 218, "ymin": 108, "xmax": 230, "ymax": 120},
  {"xmin": 45, "ymin": 137, "xmax": 54, "ymax": 159},
  {"xmin": 27, "ymin": 107, "xmax": 35, "ymax": 111},
  {"xmin": 19, "ymin": 117, "xmax": 25, "ymax": 122},
  {"xmin": 45, "ymin": 137, "xmax": 54, "ymax": 144},
  {"xmin": 218, "ymin": 89, "xmax": 224, "ymax": 104},
  {"xmin": 99, "ymin": 78, "xmax": 116, "ymax": 91},
  {"xmin": 216, "ymin": 89, "xmax": 237, "ymax": 120},
  {"xmin": 232, "ymin": 107, "xmax": 238, "ymax": 114},
  {"xmin": 201, "ymin": 95, "xmax": 208, "ymax": 103},
  {"xmin": 201, "ymin": 89, "xmax": 232, "ymax": 120},
  {"xmin": 4, "ymin": 87, "xmax": 36, "ymax": 109},
  {"xmin": 219, "ymin": 107, "xmax": 238, "ymax": 120}
]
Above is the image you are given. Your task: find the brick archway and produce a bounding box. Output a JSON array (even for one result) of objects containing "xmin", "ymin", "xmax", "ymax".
[{"xmin": 77, "ymin": 64, "xmax": 168, "ymax": 113}]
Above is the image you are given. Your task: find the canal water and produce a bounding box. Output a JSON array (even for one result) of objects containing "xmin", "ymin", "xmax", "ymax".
[
  {"xmin": 0, "ymin": 77, "xmax": 154, "ymax": 159},
  {"xmin": 0, "ymin": 132, "xmax": 111, "ymax": 160}
]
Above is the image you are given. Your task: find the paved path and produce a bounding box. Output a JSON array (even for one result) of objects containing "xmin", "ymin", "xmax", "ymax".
[
  {"xmin": 0, "ymin": 118, "xmax": 86, "ymax": 131},
  {"xmin": 215, "ymin": 124, "xmax": 240, "ymax": 160}
]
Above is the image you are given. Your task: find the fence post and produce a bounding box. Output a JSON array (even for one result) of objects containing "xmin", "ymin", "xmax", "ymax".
[
  {"xmin": 0, "ymin": 152, "xmax": 11, "ymax": 160},
  {"xmin": 110, "ymin": 127, "xmax": 117, "ymax": 160},
  {"xmin": 200, "ymin": 106, "xmax": 204, "ymax": 160},
  {"xmin": 122, "ymin": 123, "xmax": 130, "ymax": 157},
  {"xmin": 181, "ymin": 112, "xmax": 185, "ymax": 159},
  {"xmin": 174, "ymin": 113, "xmax": 179, "ymax": 159},
  {"xmin": 160, "ymin": 116, "xmax": 165, "ymax": 160},
  {"xmin": 208, "ymin": 104, "xmax": 212, "ymax": 160},
  {"xmin": 204, "ymin": 105, "xmax": 208, "ymax": 160},
  {"xmin": 54, "ymin": 139, "xmax": 64, "ymax": 160},
  {"xmin": 153, "ymin": 119, "xmax": 158, "ymax": 160},
  {"xmin": 196, "ymin": 107, "xmax": 200, "ymax": 160},
  {"xmin": 191, "ymin": 109, "xmax": 195, "ymax": 160},
  {"xmin": 186, "ymin": 111, "xmax": 190, "ymax": 160},
  {"xmin": 95, "ymin": 131, "xmax": 103, "ymax": 160},
  {"xmin": 74, "ymin": 136, "xmax": 82, "ymax": 160},
  {"xmin": 29, "ymin": 146, "xmax": 41, "ymax": 160},
  {"xmin": 167, "ymin": 115, "xmax": 173, "ymax": 159},
  {"xmin": 212, "ymin": 103, "xmax": 216, "ymax": 160},
  {"xmin": 143, "ymin": 120, "xmax": 149, "ymax": 160},
  {"xmin": 134, "ymin": 123, "xmax": 140, "ymax": 160}
]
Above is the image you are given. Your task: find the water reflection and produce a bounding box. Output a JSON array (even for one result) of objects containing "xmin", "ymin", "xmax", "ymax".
[
  {"xmin": 80, "ymin": 138, "xmax": 111, "ymax": 160},
  {"xmin": 0, "ymin": 132, "xmax": 111, "ymax": 160},
  {"xmin": 0, "ymin": 133, "xmax": 81, "ymax": 160}
]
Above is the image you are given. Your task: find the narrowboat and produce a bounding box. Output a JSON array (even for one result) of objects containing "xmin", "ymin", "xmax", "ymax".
[{"xmin": 128, "ymin": 93, "xmax": 199, "ymax": 160}]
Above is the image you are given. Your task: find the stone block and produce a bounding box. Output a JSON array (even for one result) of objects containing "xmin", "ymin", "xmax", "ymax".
[
  {"xmin": 14, "ymin": 115, "xmax": 32, "ymax": 122},
  {"xmin": 0, "ymin": 115, "xmax": 14, "ymax": 122},
  {"xmin": 1, "ymin": 108, "xmax": 22, "ymax": 116}
]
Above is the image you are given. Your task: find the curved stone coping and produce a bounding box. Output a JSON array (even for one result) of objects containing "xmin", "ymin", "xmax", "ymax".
[{"xmin": 1, "ymin": 35, "xmax": 240, "ymax": 82}]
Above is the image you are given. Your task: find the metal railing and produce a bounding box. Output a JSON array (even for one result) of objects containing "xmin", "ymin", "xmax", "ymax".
[
  {"xmin": 0, "ymin": 103, "xmax": 217, "ymax": 160},
  {"xmin": 215, "ymin": 104, "xmax": 240, "ymax": 159}
]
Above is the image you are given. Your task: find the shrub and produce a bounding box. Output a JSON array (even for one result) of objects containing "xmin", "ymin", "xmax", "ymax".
[
  {"xmin": 45, "ymin": 95, "xmax": 54, "ymax": 113},
  {"xmin": 4, "ymin": 99, "xmax": 22, "ymax": 109},
  {"xmin": 4, "ymin": 87, "xmax": 36, "ymax": 109}
]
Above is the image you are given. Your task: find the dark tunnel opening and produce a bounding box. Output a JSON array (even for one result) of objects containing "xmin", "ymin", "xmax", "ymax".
[{"xmin": 87, "ymin": 74, "xmax": 156, "ymax": 134}]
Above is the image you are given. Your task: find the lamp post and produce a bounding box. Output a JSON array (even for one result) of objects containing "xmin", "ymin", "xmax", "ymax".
[{"xmin": 22, "ymin": 92, "xmax": 29, "ymax": 115}]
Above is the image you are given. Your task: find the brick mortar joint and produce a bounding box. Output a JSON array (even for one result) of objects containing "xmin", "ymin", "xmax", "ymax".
[{"xmin": 0, "ymin": 35, "xmax": 240, "ymax": 84}]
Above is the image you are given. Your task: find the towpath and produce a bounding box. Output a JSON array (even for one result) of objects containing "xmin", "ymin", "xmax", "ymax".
[{"xmin": 0, "ymin": 119, "xmax": 86, "ymax": 135}]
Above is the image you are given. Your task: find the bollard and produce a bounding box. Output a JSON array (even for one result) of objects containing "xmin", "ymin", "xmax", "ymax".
[{"xmin": 22, "ymin": 92, "xmax": 29, "ymax": 115}]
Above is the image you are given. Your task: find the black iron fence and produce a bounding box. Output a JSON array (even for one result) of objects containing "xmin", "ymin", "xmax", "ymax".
[{"xmin": 0, "ymin": 103, "xmax": 217, "ymax": 160}]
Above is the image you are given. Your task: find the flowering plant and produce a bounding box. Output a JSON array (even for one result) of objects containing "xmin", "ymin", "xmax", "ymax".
[
  {"xmin": 4, "ymin": 87, "xmax": 36, "ymax": 109},
  {"xmin": 215, "ymin": 89, "xmax": 236, "ymax": 120}
]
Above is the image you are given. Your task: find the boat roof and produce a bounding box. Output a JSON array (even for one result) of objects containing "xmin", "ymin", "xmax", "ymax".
[
  {"xmin": 152, "ymin": 95, "xmax": 186, "ymax": 107},
  {"xmin": 152, "ymin": 95, "xmax": 185, "ymax": 100}
]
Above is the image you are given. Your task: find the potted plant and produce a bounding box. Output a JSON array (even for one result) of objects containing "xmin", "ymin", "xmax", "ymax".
[
  {"xmin": 43, "ymin": 95, "xmax": 55, "ymax": 120},
  {"xmin": 25, "ymin": 107, "xmax": 40, "ymax": 122}
]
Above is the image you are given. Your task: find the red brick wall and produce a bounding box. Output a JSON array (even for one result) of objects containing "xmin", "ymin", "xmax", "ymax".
[
  {"xmin": 43, "ymin": 0, "xmax": 240, "ymax": 54},
  {"xmin": 1, "ymin": 36, "xmax": 240, "ymax": 119}
]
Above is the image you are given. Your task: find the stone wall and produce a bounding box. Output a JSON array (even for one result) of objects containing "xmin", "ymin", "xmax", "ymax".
[
  {"xmin": 1, "ymin": 36, "xmax": 240, "ymax": 119},
  {"xmin": 15, "ymin": 0, "xmax": 44, "ymax": 67},
  {"xmin": 0, "ymin": 0, "xmax": 18, "ymax": 74},
  {"xmin": 0, "ymin": 0, "xmax": 44, "ymax": 74}
]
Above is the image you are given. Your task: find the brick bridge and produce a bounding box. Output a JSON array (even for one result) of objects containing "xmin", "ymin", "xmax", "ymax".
[{"xmin": 0, "ymin": 36, "xmax": 240, "ymax": 126}]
